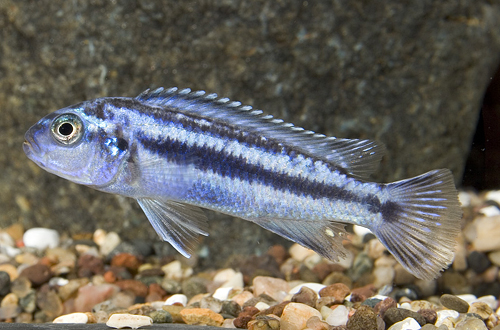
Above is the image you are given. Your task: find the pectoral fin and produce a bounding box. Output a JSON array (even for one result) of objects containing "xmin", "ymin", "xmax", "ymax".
[{"xmin": 137, "ymin": 198, "xmax": 209, "ymax": 258}]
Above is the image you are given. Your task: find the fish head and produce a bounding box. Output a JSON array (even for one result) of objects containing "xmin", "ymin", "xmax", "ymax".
[{"xmin": 23, "ymin": 101, "xmax": 130, "ymax": 187}]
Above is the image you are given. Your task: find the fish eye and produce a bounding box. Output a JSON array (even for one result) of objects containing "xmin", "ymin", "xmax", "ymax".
[{"xmin": 50, "ymin": 113, "xmax": 84, "ymax": 145}]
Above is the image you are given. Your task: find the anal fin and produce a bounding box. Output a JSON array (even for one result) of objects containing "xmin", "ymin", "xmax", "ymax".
[
  {"xmin": 251, "ymin": 218, "xmax": 349, "ymax": 262},
  {"xmin": 137, "ymin": 198, "xmax": 209, "ymax": 258}
]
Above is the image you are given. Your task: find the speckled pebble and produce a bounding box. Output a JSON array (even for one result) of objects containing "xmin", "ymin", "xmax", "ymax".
[
  {"xmin": 383, "ymin": 307, "xmax": 426, "ymax": 327},
  {"xmin": 440, "ymin": 294, "xmax": 470, "ymax": 313},
  {"xmin": 148, "ymin": 310, "xmax": 172, "ymax": 323},
  {"xmin": 346, "ymin": 305, "xmax": 378, "ymax": 330},
  {"xmin": 179, "ymin": 307, "xmax": 223, "ymax": 326},
  {"xmin": 291, "ymin": 285, "xmax": 317, "ymax": 307},
  {"xmin": 468, "ymin": 302, "xmax": 493, "ymax": 320}
]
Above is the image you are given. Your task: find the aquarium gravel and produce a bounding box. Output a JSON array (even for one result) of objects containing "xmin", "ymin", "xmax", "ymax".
[{"xmin": 0, "ymin": 190, "xmax": 499, "ymax": 329}]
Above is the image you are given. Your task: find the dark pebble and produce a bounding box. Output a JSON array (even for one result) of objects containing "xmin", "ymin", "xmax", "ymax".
[
  {"xmin": 392, "ymin": 286, "xmax": 419, "ymax": 301},
  {"xmin": 148, "ymin": 310, "xmax": 172, "ymax": 323},
  {"xmin": 440, "ymin": 294, "xmax": 470, "ymax": 313},
  {"xmin": 19, "ymin": 264, "xmax": 52, "ymax": 287},
  {"xmin": 473, "ymin": 282, "xmax": 500, "ymax": 298},
  {"xmin": 107, "ymin": 266, "xmax": 133, "ymax": 281},
  {"xmin": 346, "ymin": 305, "xmax": 378, "ymax": 330},
  {"xmin": 418, "ymin": 309, "xmax": 438, "ymax": 324},
  {"xmin": 10, "ymin": 276, "xmax": 31, "ymax": 298},
  {"xmin": 139, "ymin": 268, "xmax": 165, "ymax": 277},
  {"xmin": 132, "ymin": 240, "xmax": 154, "ymax": 257},
  {"xmin": 468, "ymin": 251, "xmax": 491, "ymax": 274},
  {"xmin": 181, "ymin": 277, "xmax": 208, "ymax": 298},
  {"xmin": 299, "ymin": 265, "xmax": 320, "ymax": 283},
  {"xmin": 19, "ymin": 289, "xmax": 36, "ymax": 313},
  {"xmin": 0, "ymin": 271, "xmax": 11, "ymax": 296},
  {"xmin": 161, "ymin": 278, "xmax": 182, "ymax": 294},
  {"xmin": 107, "ymin": 242, "xmax": 142, "ymax": 260},
  {"xmin": 361, "ymin": 298, "xmax": 383, "ymax": 308},
  {"xmin": 221, "ymin": 300, "xmax": 242, "ymax": 317},
  {"xmin": 383, "ymin": 307, "xmax": 427, "ymax": 327},
  {"xmin": 138, "ymin": 275, "xmax": 163, "ymax": 286},
  {"xmin": 259, "ymin": 301, "xmax": 290, "ymax": 317},
  {"xmin": 348, "ymin": 252, "xmax": 373, "ymax": 281},
  {"xmin": 234, "ymin": 306, "xmax": 260, "ymax": 329}
]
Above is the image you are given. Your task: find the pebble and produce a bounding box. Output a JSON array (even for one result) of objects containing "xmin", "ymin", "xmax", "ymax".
[
  {"xmin": 440, "ymin": 294, "xmax": 470, "ymax": 313},
  {"xmin": 19, "ymin": 289, "xmax": 36, "ymax": 313},
  {"xmin": 36, "ymin": 289, "xmax": 63, "ymax": 320},
  {"xmin": 280, "ymin": 302, "xmax": 322, "ymax": 330},
  {"xmin": 164, "ymin": 294, "xmax": 188, "ymax": 306},
  {"xmin": 469, "ymin": 302, "xmax": 493, "ymax": 319},
  {"xmin": 19, "ymin": 264, "xmax": 52, "ymax": 286},
  {"xmin": 383, "ymin": 307, "xmax": 426, "ymax": 327},
  {"xmin": 73, "ymin": 284, "xmax": 119, "ymax": 312},
  {"xmin": 0, "ymin": 271, "xmax": 11, "ymax": 296},
  {"xmin": 106, "ymin": 313, "xmax": 153, "ymax": 329},
  {"xmin": 162, "ymin": 305, "xmax": 186, "ymax": 323},
  {"xmin": 148, "ymin": 310, "xmax": 172, "ymax": 323},
  {"xmin": 291, "ymin": 286, "xmax": 317, "ymax": 307},
  {"xmin": 388, "ymin": 317, "xmax": 421, "ymax": 330},
  {"xmin": 77, "ymin": 254, "xmax": 104, "ymax": 277},
  {"xmin": 220, "ymin": 300, "xmax": 241, "ymax": 318},
  {"xmin": 58, "ymin": 278, "xmax": 89, "ymax": 301},
  {"xmin": 179, "ymin": 307, "xmax": 224, "ymax": 326},
  {"xmin": 115, "ymin": 279, "xmax": 148, "ymax": 297},
  {"xmin": 346, "ymin": 306, "xmax": 378, "ymax": 330},
  {"xmin": 53, "ymin": 312, "xmax": 89, "ymax": 324},
  {"xmin": 472, "ymin": 216, "xmax": 500, "ymax": 251},
  {"xmin": 0, "ymin": 264, "xmax": 18, "ymax": 281},
  {"xmin": 181, "ymin": 277, "xmax": 208, "ymax": 298},
  {"xmin": 111, "ymin": 253, "xmax": 142, "ymax": 272},
  {"xmin": 200, "ymin": 296, "xmax": 223, "ymax": 313},
  {"xmin": 435, "ymin": 310, "xmax": 460, "ymax": 327},
  {"xmin": 99, "ymin": 232, "xmax": 121, "ymax": 256},
  {"xmin": 23, "ymin": 228, "xmax": 59, "ymax": 251},
  {"xmin": 488, "ymin": 250, "xmax": 500, "ymax": 266},
  {"xmin": 213, "ymin": 287, "xmax": 233, "ymax": 301},
  {"xmin": 289, "ymin": 243, "xmax": 316, "ymax": 262},
  {"xmin": 318, "ymin": 283, "xmax": 350, "ymax": 303},
  {"xmin": 455, "ymin": 317, "xmax": 488, "ymax": 330},
  {"xmin": 248, "ymin": 316, "xmax": 280, "ymax": 330},
  {"xmin": 468, "ymin": 251, "xmax": 491, "ymax": 274},
  {"xmin": 325, "ymin": 304, "xmax": 349, "ymax": 327},
  {"xmin": 1, "ymin": 293, "xmax": 18, "ymax": 307},
  {"xmin": 253, "ymin": 276, "xmax": 289, "ymax": 302}
]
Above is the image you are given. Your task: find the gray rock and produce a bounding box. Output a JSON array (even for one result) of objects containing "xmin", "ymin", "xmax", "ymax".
[
  {"xmin": 383, "ymin": 307, "xmax": 427, "ymax": 327},
  {"xmin": 0, "ymin": 271, "xmax": 11, "ymax": 296},
  {"xmin": 440, "ymin": 294, "xmax": 470, "ymax": 313},
  {"xmin": 2, "ymin": 0, "xmax": 500, "ymax": 268}
]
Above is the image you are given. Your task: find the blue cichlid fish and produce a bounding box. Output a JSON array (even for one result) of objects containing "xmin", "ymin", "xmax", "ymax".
[{"xmin": 24, "ymin": 87, "xmax": 462, "ymax": 280}]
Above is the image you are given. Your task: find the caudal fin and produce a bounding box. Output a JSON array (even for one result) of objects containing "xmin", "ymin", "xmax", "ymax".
[{"xmin": 372, "ymin": 169, "xmax": 462, "ymax": 281}]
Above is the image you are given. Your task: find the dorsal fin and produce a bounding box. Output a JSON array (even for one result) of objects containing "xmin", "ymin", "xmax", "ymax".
[{"xmin": 136, "ymin": 87, "xmax": 385, "ymax": 178}]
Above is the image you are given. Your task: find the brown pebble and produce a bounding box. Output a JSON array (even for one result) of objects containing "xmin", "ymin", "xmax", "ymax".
[
  {"xmin": 373, "ymin": 297, "xmax": 397, "ymax": 317},
  {"xmin": 77, "ymin": 254, "xmax": 104, "ymax": 277},
  {"xmin": 248, "ymin": 316, "xmax": 280, "ymax": 330},
  {"xmin": 312, "ymin": 263, "xmax": 345, "ymax": 282},
  {"xmin": 266, "ymin": 245, "xmax": 288, "ymax": 265},
  {"xmin": 19, "ymin": 264, "xmax": 51, "ymax": 287},
  {"xmin": 258, "ymin": 301, "xmax": 290, "ymax": 317},
  {"xmin": 319, "ymin": 283, "xmax": 350, "ymax": 303},
  {"xmin": 36, "ymin": 289, "xmax": 63, "ymax": 320},
  {"xmin": 418, "ymin": 309, "xmax": 437, "ymax": 324},
  {"xmin": 234, "ymin": 315, "xmax": 254, "ymax": 329},
  {"xmin": 306, "ymin": 315, "xmax": 331, "ymax": 330},
  {"xmin": 350, "ymin": 284, "xmax": 376, "ymax": 303},
  {"xmin": 111, "ymin": 253, "xmax": 142, "ymax": 272},
  {"xmin": 115, "ymin": 280, "xmax": 148, "ymax": 297},
  {"xmin": 103, "ymin": 270, "xmax": 116, "ymax": 283},
  {"xmin": 291, "ymin": 286, "xmax": 317, "ymax": 307},
  {"xmin": 162, "ymin": 305, "xmax": 184, "ymax": 323},
  {"xmin": 180, "ymin": 308, "xmax": 223, "ymax": 326}
]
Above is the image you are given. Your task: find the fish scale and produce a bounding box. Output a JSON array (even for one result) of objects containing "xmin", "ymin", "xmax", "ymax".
[{"xmin": 24, "ymin": 87, "xmax": 462, "ymax": 280}]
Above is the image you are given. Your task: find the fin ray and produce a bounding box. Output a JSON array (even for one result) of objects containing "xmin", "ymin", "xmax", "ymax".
[
  {"xmin": 372, "ymin": 169, "xmax": 462, "ymax": 280},
  {"xmin": 137, "ymin": 198, "xmax": 209, "ymax": 258},
  {"xmin": 136, "ymin": 87, "xmax": 385, "ymax": 178}
]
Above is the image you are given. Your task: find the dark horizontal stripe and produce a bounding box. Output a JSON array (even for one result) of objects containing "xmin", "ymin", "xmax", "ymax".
[{"xmin": 136, "ymin": 132, "xmax": 388, "ymax": 216}]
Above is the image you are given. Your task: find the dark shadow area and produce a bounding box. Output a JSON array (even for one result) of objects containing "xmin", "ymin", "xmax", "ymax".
[{"xmin": 463, "ymin": 63, "xmax": 500, "ymax": 190}]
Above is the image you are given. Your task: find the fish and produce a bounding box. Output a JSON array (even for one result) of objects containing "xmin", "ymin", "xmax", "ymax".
[{"xmin": 23, "ymin": 87, "xmax": 462, "ymax": 280}]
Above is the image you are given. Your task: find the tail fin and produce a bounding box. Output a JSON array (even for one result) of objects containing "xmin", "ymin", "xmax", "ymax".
[{"xmin": 372, "ymin": 169, "xmax": 462, "ymax": 281}]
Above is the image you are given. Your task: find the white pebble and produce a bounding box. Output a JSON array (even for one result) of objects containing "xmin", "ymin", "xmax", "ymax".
[
  {"xmin": 400, "ymin": 302, "xmax": 412, "ymax": 310},
  {"xmin": 387, "ymin": 317, "xmax": 420, "ymax": 330},
  {"xmin": 325, "ymin": 305, "xmax": 349, "ymax": 326},
  {"xmin": 289, "ymin": 243, "xmax": 316, "ymax": 262},
  {"xmin": 475, "ymin": 295, "xmax": 498, "ymax": 310},
  {"xmin": 486, "ymin": 191, "xmax": 500, "ymax": 205},
  {"xmin": 254, "ymin": 302, "xmax": 270, "ymax": 311},
  {"xmin": 0, "ymin": 232, "xmax": 14, "ymax": 247},
  {"xmin": 93, "ymin": 229, "xmax": 107, "ymax": 246},
  {"xmin": 353, "ymin": 225, "xmax": 372, "ymax": 237},
  {"xmin": 435, "ymin": 310, "xmax": 459, "ymax": 327},
  {"xmin": 23, "ymin": 228, "xmax": 59, "ymax": 251},
  {"xmin": 99, "ymin": 232, "xmax": 121, "ymax": 256},
  {"xmin": 289, "ymin": 283, "xmax": 326, "ymax": 297},
  {"xmin": 480, "ymin": 205, "xmax": 500, "ymax": 217},
  {"xmin": 106, "ymin": 314, "xmax": 152, "ymax": 329},
  {"xmin": 457, "ymin": 294, "xmax": 477, "ymax": 304},
  {"xmin": 53, "ymin": 312, "xmax": 89, "ymax": 324},
  {"xmin": 164, "ymin": 294, "xmax": 187, "ymax": 306},
  {"xmin": 213, "ymin": 287, "xmax": 233, "ymax": 301},
  {"xmin": 459, "ymin": 191, "xmax": 472, "ymax": 207}
]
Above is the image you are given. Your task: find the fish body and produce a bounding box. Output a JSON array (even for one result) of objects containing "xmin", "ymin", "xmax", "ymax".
[{"xmin": 24, "ymin": 87, "xmax": 462, "ymax": 280}]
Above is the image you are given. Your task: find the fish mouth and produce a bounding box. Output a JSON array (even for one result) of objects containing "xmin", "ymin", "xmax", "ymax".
[{"xmin": 23, "ymin": 136, "xmax": 42, "ymax": 160}]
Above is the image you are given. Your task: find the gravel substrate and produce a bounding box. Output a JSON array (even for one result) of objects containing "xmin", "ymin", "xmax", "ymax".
[{"xmin": 0, "ymin": 189, "xmax": 500, "ymax": 329}]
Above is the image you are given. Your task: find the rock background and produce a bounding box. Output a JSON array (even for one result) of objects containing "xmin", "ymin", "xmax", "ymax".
[{"xmin": 1, "ymin": 1, "xmax": 499, "ymax": 267}]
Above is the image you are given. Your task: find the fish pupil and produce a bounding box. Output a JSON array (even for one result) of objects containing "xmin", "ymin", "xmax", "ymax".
[{"xmin": 58, "ymin": 123, "xmax": 74, "ymax": 136}]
